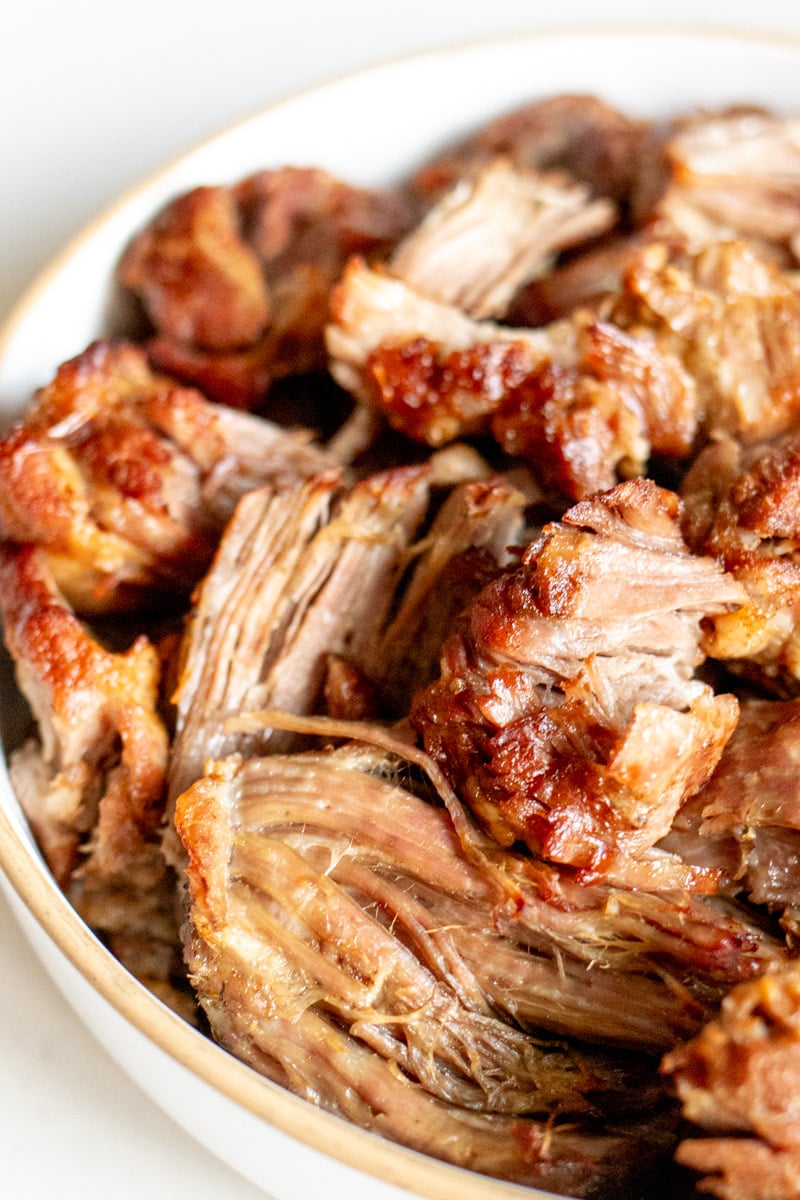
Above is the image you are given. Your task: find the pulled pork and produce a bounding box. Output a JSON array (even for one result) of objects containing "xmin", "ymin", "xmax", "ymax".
[
  {"xmin": 121, "ymin": 167, "xmax": 416, "ymax": 408},
  {"xmin": 412, "ymin": 93, "xmax": 647, "ymax": 207},
  {"xmin": 0, "ymin": 340, "xmax": 334, "ymax": 614},
  {"xmin": 176, "ymin": 741, "xmax": 733, "ymax": 1197},
  {"xmin": 0, "ymin": 542, "xmax": 186, "ymax": 1009},
  {"xmin": 664, "ymin": 962, "xmax": 800, "ymax": 1200},
  {"xmin": 12, "ymin": 88, "xmax": 800, "ymax": 1200},
  {"xmin": 391, "ymin": 158, "xmax": 615, "ymax": 319},
  {"xmin": 327, "ymin": 257, "xmax": 697, "ymax": 500},
  {"xmin": 665, "ymin": 698, "xmax": 800, "ymax": 937},
  {"xmin": 412, "ymin": 479, "xmax": 744, "ymax": 886},
  {"xmin": 682, "ymin": 432, "xmax": 800, "ymax": 694},
  {"xmin": 168, "ymin": 462, "xmax": 525, "ymax": 809}
]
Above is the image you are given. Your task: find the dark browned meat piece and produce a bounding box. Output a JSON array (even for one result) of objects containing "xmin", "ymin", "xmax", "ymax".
[
  {"xmin": 412, "ymin": 478, "xmax": 744, "ymax": 884},
  {"xmin": 235, "ymin": 166, "xmax": 415, "ymax": 275},
  {"xmin": 122, "ymin": 168, "xmax": 415, "ymax": 408},
  {"xmin": 0, "ymin": 542, "xmax": 168, "ymax": 884},
  {"xmin": 0, "ymin": 340, "xmax": 334, "ymax": 614},
  {"xmin": 413, "ymin": 93, "xmax": 647, "ymax": 206},
  {"xmin": 327, "ymin": 259, "xmax": 698, "ymax": 500},
  {"xmin": 663, "ymin": 962, "xmax": 800, "ymax": 1200},
  {"xmin": 118, "ymin": 185, "xmax": 270, "ymax": 352},
  {"xmin": 681, "ymin": 432, "xmax": 800, "ymax": 694}
]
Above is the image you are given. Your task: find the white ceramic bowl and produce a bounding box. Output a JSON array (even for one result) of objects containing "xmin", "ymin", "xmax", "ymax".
[{"xmin": 2, "ymin": 25, "xmax": 800, "ymax": 1200}]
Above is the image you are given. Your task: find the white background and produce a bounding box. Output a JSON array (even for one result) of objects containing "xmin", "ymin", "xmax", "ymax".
[{"xmin": 2, "ymin": 2, "xmax": 800, "ymax": 1197}]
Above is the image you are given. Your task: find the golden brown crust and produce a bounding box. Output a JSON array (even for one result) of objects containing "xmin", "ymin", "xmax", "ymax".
[
  {"xmin": 0, "ymin": 340, "xmax": 334, "ymax": 613},
  {"xmin": 0, "ymin": 541, "xmax": 168, "ymax": 883}
]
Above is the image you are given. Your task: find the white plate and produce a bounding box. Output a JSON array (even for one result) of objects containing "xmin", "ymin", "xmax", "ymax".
[{"xmin": 2, "ymin": 25, "xmax": 800, "ymax": 1200}]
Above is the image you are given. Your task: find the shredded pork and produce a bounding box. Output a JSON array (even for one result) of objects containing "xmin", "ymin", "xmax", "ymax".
[{"xmin": 10, "ymin": 88, "xmax": 800, "ymax": 1200}]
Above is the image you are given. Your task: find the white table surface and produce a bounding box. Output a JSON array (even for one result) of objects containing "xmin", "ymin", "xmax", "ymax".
[{"xmin": 2, "ymin": 2, "xmax": 800, "ymax": 1197}]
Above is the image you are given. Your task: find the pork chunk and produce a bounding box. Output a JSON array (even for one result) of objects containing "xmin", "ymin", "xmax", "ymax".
[
  {"xmin": 413, "ymin": 93, "xmax": 647, "ymax": 206},
  {"xmin": 614, "ymin": 240, "xmax": 800, "ymax": 444},
  {"xmin": 0, "ymin": 542, "xmax": 186, "ymax": 1003},
  {"xmin": 412, "ymin": 479, "xmax": 744, "ymax": 883},
  {"xmin": 682, "ymin": 432, "xmax": 800, "ymax": 694},
  {"xmin": 0, "ymin": 340, "xmax": 334, "ymax": 613},
  {"xmin": 123, "ymin": 168, "xmax": 415, "ymax": 408},
  {"xmin": 327, "ymin": 259, "xmax": 698, "ymax": 500},
  {"xmin": 391, "ymin": 158, "xmax": 615, "ymax": 319},
  {"xmin": 175, "ymin": 743, "xmax": 705, "ymax": 1197},
  {"xmin": 664, "ymin": 962, "xmax": 800, "ymax": 1200}
]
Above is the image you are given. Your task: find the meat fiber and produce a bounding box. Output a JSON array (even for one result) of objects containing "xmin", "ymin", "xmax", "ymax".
[
  {"xmin": 412, "ymin": 478, "xmax": 745, "ymax": 884},
  {"xmin": 175, "ymin": 741, "xmax": 772, "ymax": 1196},
  {"xmin": 664, "ymin": 699, "xmax": 800, "ymax": 932},
  {"xmin": 653, "ymin": 110, "xmax": 800, "ymax": 256},
  {"xmin": 168, "ymin": 463, "xmax": 527, "ymax": 813},
  {"xmin": 391, "ymin": 158, "xmax": 615, "ymax": 319},
  {"xmin": 663, "ymin": 962, "xmax": 800, "ymax": 1200},
  {"xmin": 0, "ymin": 542, "xmax": 187, "ymax": 1007},
  {"xmin": 0, "ymin": 340, "xmax": 334, "ymax": 614}
]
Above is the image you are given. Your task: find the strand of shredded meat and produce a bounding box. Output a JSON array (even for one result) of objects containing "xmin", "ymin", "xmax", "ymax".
[{"xmin": 390, "ymin": 157, "xmax": 615, "ymax": 319}]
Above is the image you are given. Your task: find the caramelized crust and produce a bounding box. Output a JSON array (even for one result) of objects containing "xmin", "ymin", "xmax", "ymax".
[
  {"xmin": 0, "ymin": 340, "xmax": 333, "ymax": 613},
  {"xmin": 412, "ymin": 479, "xmax": 744, "ymax": 883},
  {"xmin": 0, "ymin": 542, "xmax": 167, "ymax": 882},
  {"xmin": 328, "ymin": 259, "xmax": 703, "ymax": 500}
]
